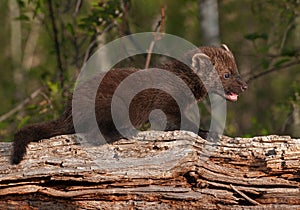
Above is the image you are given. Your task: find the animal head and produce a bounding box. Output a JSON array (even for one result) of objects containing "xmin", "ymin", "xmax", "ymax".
[{"xmin": 191, "ymin": 44, "xmax": 247, "ymax": 101}]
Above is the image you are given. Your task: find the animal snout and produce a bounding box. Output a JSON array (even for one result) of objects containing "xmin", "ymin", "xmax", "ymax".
[
  {"xmin": 241, "ymin": 83, "xmax": 248, "ymax": 91},
  {"xmin": 236, "ymin": 76, "xmax": 247, "ymax": 92}
]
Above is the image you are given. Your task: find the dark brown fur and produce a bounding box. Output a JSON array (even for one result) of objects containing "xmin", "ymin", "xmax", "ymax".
[{"xmin": 11, "ymin": 45, "xmax": 247, "ymax": 164}]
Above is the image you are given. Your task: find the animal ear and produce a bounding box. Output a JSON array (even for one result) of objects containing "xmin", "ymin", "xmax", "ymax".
[
  {"xmin": 191, "ymin": 53, "xmax": 213, "ymax": 73},
  {"xmin": 192, "ymin": 53, "xmax": 211, "ymax": 68},
  {"xmin": 220, "ymin": 44, "xmax": 231, "ymax": 52}
]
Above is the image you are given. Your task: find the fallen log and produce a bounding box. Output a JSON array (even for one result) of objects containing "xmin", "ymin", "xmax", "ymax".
[{"xmin": 0, "ymin": 131, "xmax": 299, "ymax": 209}]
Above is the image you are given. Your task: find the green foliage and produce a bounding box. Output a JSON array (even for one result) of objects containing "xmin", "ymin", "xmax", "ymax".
[
  {"xmin": 260, "ymin": 58, "xmax": 270, "ymax": 69},
  {"xmin": 235, "ymin": 0, "xmax": 300, "ymax": 137},
  {"xmin": 250, "ymin": 117, "xmax": 269, "ymax": 136},
  {"xmin": 244, "ymin": 32, "xmax": 268, "ymax": 41},
  {"xmin": 47, "ymin": 81, "xmax": 59, "ymax": 95},
  {"xmin": 79, "ymin": 0, "xmax": 123, "ymax": 34},
  {"xmin": 16, "ymin": 0, "xmax": 43, "ymax": 20},
  {"xmin": 15, "ymin": 14, "xmax": 30, "ymax": 21},
  {"xmin": 1, "ymin": 0, "xmax": 127, "ymax": 142},
  {"xmin": 249, "ymin": 0, "xmax": 300, "ymax": 52},
  {"xmin": 17, "ymin": 115, "xmax": 31, "ymax": 129}
]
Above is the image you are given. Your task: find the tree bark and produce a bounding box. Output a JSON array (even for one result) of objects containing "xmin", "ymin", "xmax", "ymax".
[{"xmin": 0, "ymin": 131, "xmax": 299, "ymax": 209}]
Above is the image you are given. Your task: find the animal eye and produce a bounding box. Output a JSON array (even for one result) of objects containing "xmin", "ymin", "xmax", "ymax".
[{"xmin": 224, "ymin": 73, "xmax": 230, "ymax": 79}]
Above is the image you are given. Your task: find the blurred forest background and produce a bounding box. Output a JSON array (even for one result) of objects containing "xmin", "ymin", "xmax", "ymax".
[{"xmin": 0, "ymin": 0, "xmax": 300, "ymax": 142}]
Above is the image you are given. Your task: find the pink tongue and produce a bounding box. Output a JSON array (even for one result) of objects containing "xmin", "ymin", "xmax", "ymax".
[{"xmin": 226, "ymin": 93, "xmax": 238, "ymax": 101}]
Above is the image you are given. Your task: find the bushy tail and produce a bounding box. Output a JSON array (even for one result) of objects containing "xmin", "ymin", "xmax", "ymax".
[{"xmin": 11, "ymin": 112, "xmax": 74, "ymax": 164}]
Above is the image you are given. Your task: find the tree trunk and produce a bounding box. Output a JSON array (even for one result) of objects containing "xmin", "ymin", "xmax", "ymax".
[
  {"xmin": 0, "ymin": 131, "xmax": 299, "ymax": 209},
  {"xmin": 198, "ymin": 0, "xmax": 220, "ymax": 45},
  {"xmin": 9, "ymin": 0, "xmax": 24, "ymax": 101}
]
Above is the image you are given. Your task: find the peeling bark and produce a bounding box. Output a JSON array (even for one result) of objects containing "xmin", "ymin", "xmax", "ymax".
[{"xmin": 0, "ymin": 131, "xmax": 299, "ymax": 209}]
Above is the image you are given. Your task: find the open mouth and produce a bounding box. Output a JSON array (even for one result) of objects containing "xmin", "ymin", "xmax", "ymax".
[{"xmin": 224, "ymin": 91, "xmax": 239, "ymax": 102}]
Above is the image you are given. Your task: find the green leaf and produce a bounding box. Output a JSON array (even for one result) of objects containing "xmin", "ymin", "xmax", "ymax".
[
  {"xmin": 281, "ymin": 48, "xmax": 297, "ymax": 57},
  {"xmin": 16, "ymin": 0, "xmax": 25, "ymax": 8},
  {"xmin": 66, "ymin": 23, "xmax": 75, "ymax": 36},
  {"xmin": 18, "ymin": 116, "xmax": 30, "ymax": 129},
  {"xmin": 26, "ymin": 104, "xmax": 38, "ymax": 110},
  {"xmin": 244, "ymin": 32, "xmax": 268, "ymax": 41},
  {"xmin": 274, "ymin": 58, "xmax": 290, "ymax": 67},
  {"xmin": 15, "ymin": 14, "xmax": 30, "ymax": 21},
  {"xmin": 261, "ymin": 128, "xmax": 269, "ymax": 135},
  {"xmin": 261, "ymin": 58, "xmax": 270, "ymax": 69},
  {"xmin": 47, "ymin": 81, "xmax": 59, "ymax": 94},
  {"xmin": 33, "ymin": 0, "xmax": 43, "ymax": 18}
]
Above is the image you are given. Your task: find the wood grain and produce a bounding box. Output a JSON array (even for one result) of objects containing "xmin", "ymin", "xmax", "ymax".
[{"xmin": 0, "ymin": 131, "xmax": 299, "ymax": 209}]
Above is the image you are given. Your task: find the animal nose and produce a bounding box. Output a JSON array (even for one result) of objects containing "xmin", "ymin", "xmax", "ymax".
[
  {"xmin": 241, "ymin": 84, "xmax": 248, "ymax": 91},
  {"xmin": 235, "ymin": 75, "xmax": 248, "ymax": 92}
]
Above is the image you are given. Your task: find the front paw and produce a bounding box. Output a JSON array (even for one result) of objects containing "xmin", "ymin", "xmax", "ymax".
[
  {"xmin": 198, "ymin": 129, "xmax": 208, "ymax": 139},
  {"xmin": 198, "ymin": 129, "xmax": 221, "ymax": 141}
]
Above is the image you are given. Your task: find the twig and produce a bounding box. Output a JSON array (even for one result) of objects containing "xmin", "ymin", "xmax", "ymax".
[
  {"xmin": 47, "ymin": 0, "xmax": 65, "ymax": 89},
  {"xmin": 0, "ymin": 88, "xmax": 43, "ymax": 122},
  {"xmin": 73, "ymin": 0, "xmax": 82, "ymax": 17},
  {"xmin": 230, "ymin": 184, "xmax": 261, "ymax": 205},
  {"xmin": 158, "ymin": 5, "xmax": 165, "ymax": 34},
  {"xmin": 144, "ymin": 40, "xmax": 157, "ymax": 69},
  {"xmin": 39, "ymin": 91, "xmax": 54, "ymax": 111},
  {"xmin": 144, "ymin": 5, "xmax": 166, "ymax": 69},
  {"xmin": 279, "ymin": 21, "xmax": 294, "ymax": 53},
  {"xmin": 247, "ymin": 60, "xmax": 300, "ymax": 83}
]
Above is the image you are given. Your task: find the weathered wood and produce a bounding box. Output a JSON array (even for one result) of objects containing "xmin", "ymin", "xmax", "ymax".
[{"xmin": 0, "ymin": 131, "xmax": 299, "ymax": 209}]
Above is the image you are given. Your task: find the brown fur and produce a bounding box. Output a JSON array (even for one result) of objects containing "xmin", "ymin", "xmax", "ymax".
[{"xmin": 11, "ymin": 45, "xmax": 247, "ymax": 164}]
